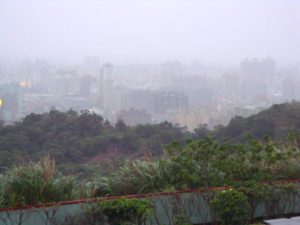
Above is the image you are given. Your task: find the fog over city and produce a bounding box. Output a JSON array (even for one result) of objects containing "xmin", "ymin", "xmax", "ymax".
[
  {"xmin": 0, "ymin": 0, "xmax": 300, "ymax": 130},
  {"xmin": 1, "ymin": 0, "xmax": 300, "ymax": 64}
]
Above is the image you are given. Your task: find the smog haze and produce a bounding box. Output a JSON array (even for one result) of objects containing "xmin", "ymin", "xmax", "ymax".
[{"xmin": 1, "ymin": 0, "xmax": 300, "ymax": 64}]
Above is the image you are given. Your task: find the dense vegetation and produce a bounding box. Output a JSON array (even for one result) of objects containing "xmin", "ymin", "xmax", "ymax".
[
  {"xmin": 214, "ymin": 101, "xmax": 300, "ymax": 141},
  {"xmin": 0, "ymin": 109, "xmax": 188, "ymax": 171},
  {"xmin": 211, "ymin": 190, "xmax": 251, "ymax": 225},
  {"xmin": 0, "ymin": 156, "xmax": 75, "ymax": 207},
  {"xmin": 2, "ymin": 136, "xmax": 299, "ymax": 207},
  {"xmin": 0, "ymin": 102, "xmax": 299, "ymax": 173},
  {"xmin": 0, "ymin": 137, "xmax": 299, "ymax": 225},
  {"xmin": 93, "ymin": 137, "xmax": 300, "ymax": 197},
  {"xmin": 0, "ymin": 101, "xmax": 300, "ymax": 224}
]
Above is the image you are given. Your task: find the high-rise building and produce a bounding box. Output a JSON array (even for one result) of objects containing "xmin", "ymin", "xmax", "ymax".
[
  {"xmin": 79, "ymin": 75, "xmax": 93, "ymax": 98},
  {"xmin": 0, "ymin": 83, "xmax": 22, "ymax": 122},
  {"xmin": 54, "ymin": 72, "xmax": 80, "ymax": 97},
  {"xmin": 152, "ymin": 91, "xmax": 189, "ymax": 114},
  {"xmin": 240, "ymin": 57, "xmax": 276, "ymax": 101},
  {"xmin": 241, "ymin": 57, "xmax": 275, "ymax": 79},
  {"xmin": 100, "ymin": 63, "xmax": 115, "ymax": 111},
  {"xmin": 101, "ymin": 63, "xmax": 114, "ymax": 80}
]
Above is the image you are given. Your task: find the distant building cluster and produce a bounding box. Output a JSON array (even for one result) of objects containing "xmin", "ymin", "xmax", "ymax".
[{"xmin": 1, "ymin": 57, "xmax": 300, "ymax": 130}]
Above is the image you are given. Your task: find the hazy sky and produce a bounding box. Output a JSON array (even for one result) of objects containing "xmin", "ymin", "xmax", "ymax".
[{"xmin": 0, "ymin": 0, "xmax": 299, "ymax": 64}]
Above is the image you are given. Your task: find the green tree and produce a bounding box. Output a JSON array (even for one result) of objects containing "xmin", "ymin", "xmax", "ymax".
[{"xmin": 211, "ymin": 189, "xmax": 250, "ymax": 225}]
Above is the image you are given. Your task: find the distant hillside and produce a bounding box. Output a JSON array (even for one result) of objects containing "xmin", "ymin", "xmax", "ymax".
[
  {"xmin": 0, "ymin": 110, "xmax": 188, "ymax": 171},
  {"xmin": 0, "ymin": 102, "xmax": 299, "ymax": 172},
  {"xmin": 214, "ymin": 102, "xmax": 300, "ymax": 141}
]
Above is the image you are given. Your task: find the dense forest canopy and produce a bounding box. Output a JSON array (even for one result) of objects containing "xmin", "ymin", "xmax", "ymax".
[
  {"xmin": 0, "ymin": 102, "xmax": 299, "ymax": 171},
  {"xmin": 213, "ymin": 101, "xmax": 300, "ymax": 141},
  {"xmin": 0, "ymin": 109, "xmax": 188, "ymax": 170}
]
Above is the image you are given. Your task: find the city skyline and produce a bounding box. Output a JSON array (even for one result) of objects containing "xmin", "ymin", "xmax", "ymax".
[{"xmin": 1, "ymin": 57, "xmax": 300, "ymax": 131}]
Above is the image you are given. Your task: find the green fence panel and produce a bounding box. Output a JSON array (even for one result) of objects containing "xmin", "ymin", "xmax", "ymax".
[{"xmin": 1, "ymin": 184, "xmax": 300, "ymax": 225}]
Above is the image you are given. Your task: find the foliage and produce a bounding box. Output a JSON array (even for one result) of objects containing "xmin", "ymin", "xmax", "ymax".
[
  {"xmin": 0, "ymin": 156, "xmax": 75, "ymax": 207},
  {"xmin": 0, "ymin": 110, "xmax": 188, "ymax": 171},
  {"xmin": 96, "ymin": 198, "xmax": 152, "ymax": 225},
  {"xmin": 0, "ymin": 102, "xmax": 299, "ymax": 222},
  {"xmin": 0, "ymin": 136, "xmax": 299, "ymax": 223},
  {"xmin": 111, "ymin": 160, "xmax": 164, "ymax": 195},
  {"xmin": 162, "ymin": 137, "xmax": 300, "ymax": 189},
  {"xmin": 94, "ymin": 160, "xmax": 164, "ymax": 196},
  {"xmin": 162, "ymin": 138, "xmax": 221, "ymax": 188},
  {"xmin": 92, "ymin": 136, "xmax": 300, "ymax": 197},
  {"xmin": 214, "ymin": 102, "xmax": 300, "ymax": 142},
  {"xmin": 0, "ymin": 102, "xmax": 299, "ymax": 175},
  {"xmin": 211, "ymin": 189, "xmax": 251, "ymax": 225},
  {"xmin": 62, "ymin": 198, "xmax": 152, "ymax": 225},
  {"xmin": 174, "ymin": 214, "xmax": 193, "ymax": 225}
]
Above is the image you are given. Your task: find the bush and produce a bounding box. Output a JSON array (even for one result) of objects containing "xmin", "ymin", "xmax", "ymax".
[
  {"xmin": 174, "ymin": 214, "xmax": 192, "ymax": 225},
  {"xmin": 0, "ymin": 156, "xmax": 75, "ymax": 207},
  {"xmin": 211, "ymin": 189, "xmax": 250, "ymax": 225},
  {"xmin": 62, "ymin": 198, "xmax": 152, "ymax": 225},
  {"xmin": 97, "ymin": 198, "xmax": 152, "ymax": 225},
  {"xmin": 104, "ymin": 160, "xmax": 164, "ymax": 196}
]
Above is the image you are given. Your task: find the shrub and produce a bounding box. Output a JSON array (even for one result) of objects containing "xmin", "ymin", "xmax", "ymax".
[
  {"xmin": 107, "ymin": 160, "xmax": 164, "ymax": 195},
  {"xmin": 0, "ymin": 156, "xmax": 75, "ymax": 207},
  {"xmin": 62, "ymin": 198, "xmax": 152, "ymax": 225},
  {"xmin": 97, "ymin": 198, "xmax": 152, "ymax": 225},
  {"xmin": 174, "ymin": 213, "xmax": 192, "ymax": 225},
  {"xmin": 211, "ymin": 189, "xmax": 250, "ymax": 225}
]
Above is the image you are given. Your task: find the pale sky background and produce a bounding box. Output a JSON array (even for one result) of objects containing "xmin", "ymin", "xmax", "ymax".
[{"xmin": 0, "ymin": 0, "xmax": 299, "ymax": 64}]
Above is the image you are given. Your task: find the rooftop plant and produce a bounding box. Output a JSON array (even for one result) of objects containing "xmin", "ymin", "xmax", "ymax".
[{"xmin": 0, "ymin": 156, "xmax": 75, "ymax": 207}]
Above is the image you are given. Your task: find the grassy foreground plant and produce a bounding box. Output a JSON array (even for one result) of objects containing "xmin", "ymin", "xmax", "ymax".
[
  {"xmin": 95, "ymin": 160, "xmax": 164, "ymax": 196},
  {"xmin": 0, "ymin": 156, "xmax": 75, "ymax": 207}
]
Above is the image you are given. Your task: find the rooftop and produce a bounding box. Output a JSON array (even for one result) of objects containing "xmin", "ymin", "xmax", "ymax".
[{"xmin": 264, "ymin": 216, "xmax": 300, "ymax": 225}]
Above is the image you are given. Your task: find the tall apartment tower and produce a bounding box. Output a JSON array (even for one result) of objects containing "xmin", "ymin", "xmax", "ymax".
[
  {"xmin": 99, "ymin": 63, "xmax": 114, "ymax": 111},
  {"xmin": 240, "ymin": 57, "xmax": 276, "ymax": 100}
]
